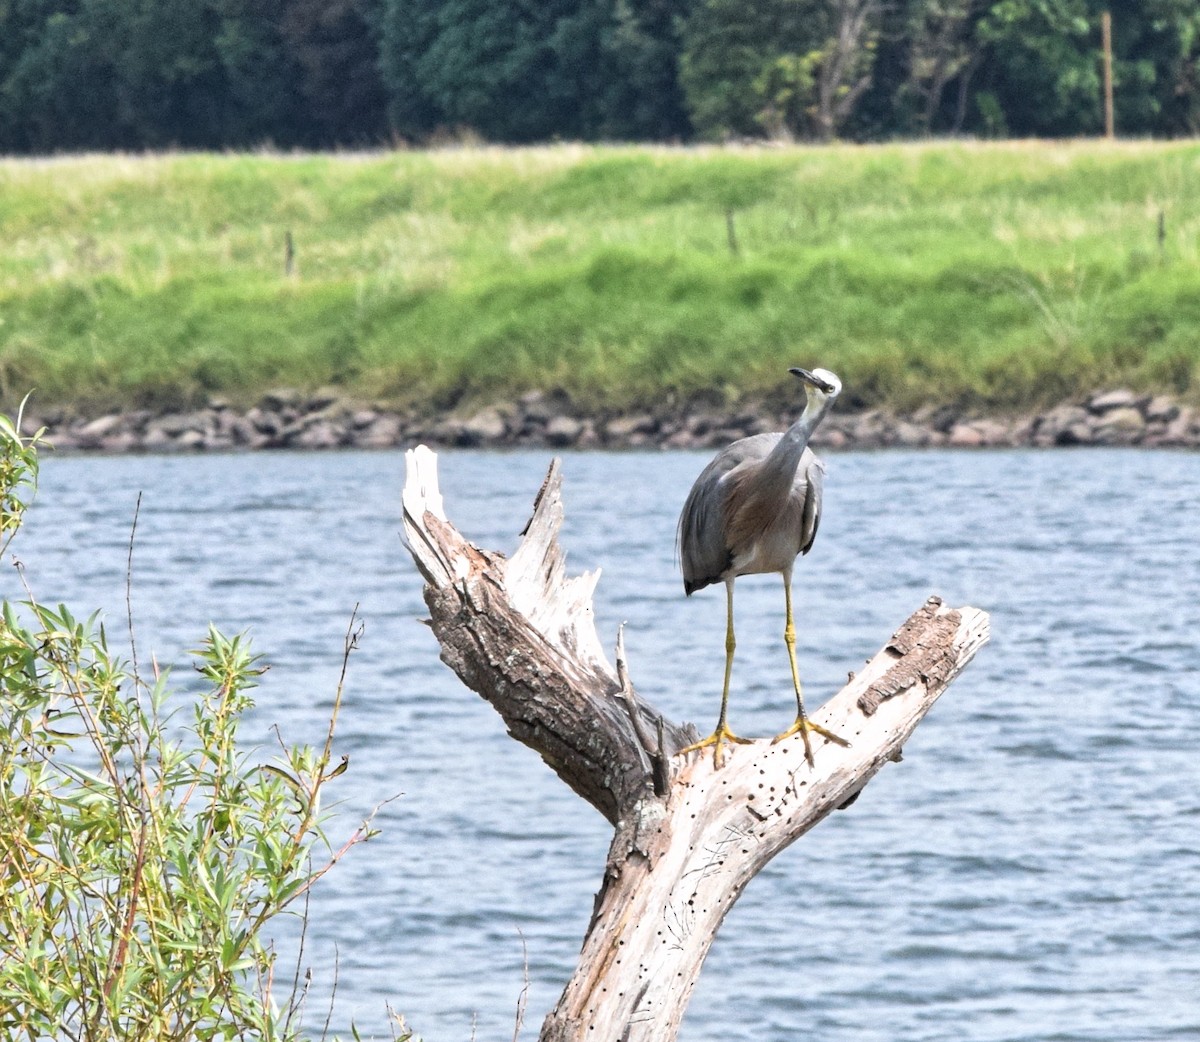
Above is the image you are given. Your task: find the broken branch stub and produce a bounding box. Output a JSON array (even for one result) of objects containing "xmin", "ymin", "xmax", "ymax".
[
  {"xmin": 402, "ymin": 445, "xmax": 695, "ymax": 823},
  {"xmin": 400, "ymin": 446, "xmax": 990, "ymax": 1042}
]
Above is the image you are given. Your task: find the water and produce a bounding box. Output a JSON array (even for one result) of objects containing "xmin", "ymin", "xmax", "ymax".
[{"xmin": 8, "ymin": 447, "xmax": 1199, "ymax": 1042}]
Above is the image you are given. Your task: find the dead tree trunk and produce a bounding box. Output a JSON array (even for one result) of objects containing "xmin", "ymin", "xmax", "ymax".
[{"xmin": 402, "ymin": 446, "xmax": 990, "ymax": 1042}]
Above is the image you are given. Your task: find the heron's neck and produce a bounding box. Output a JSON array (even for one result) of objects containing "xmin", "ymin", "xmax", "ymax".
[{"xmin": 760, "ymin": 394, "xmax": 831, "ymax": 485}]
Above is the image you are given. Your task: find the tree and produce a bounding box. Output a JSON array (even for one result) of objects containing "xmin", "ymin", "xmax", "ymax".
[
  {"xmin": 810, "ymin": 0, "xmax": 888, "ymax": 139},
  {"xmin": 115, "ymin": 0, "xmax": 231, "ymax": 147},
  {"xmin": 413, "ymin": 0, "xmax": 564, "ymax": 141},
  {"xmin": 679, "ymin": 0, "xmax": 824, "ymax": 139},
  {"xmin": 602, "ymin": 0, "xmax": 693, "ymax": 139},
  {"xmin": 680, "ymin": 0, "xmax": 888, "ymax": 140},
  {"xmin": 379, "ymin": 0, "xmax": 692, "ymax": 143},
  {"xmin": 211, "ymin": 0, "xmax": 307, "ymax": 146},
  {"xmin": 903, "ymin": 0, "xmax": 985, "ymax": 133},
  {"xmin": 1101, "ymin": 0, "xmax": 1200, "ymax": 136},
  {"xmin": 971, "ymin": 0, "xmax": 1097, "ymax": 137},
  {"xmin": 378, "ymin": 0, "xmax": 443, "ymax": 139},
  {"xmin": 279, "ymin": 0, "xmax": 388, "ymax": 145},
  {"xmin": 0, "ymin": 0, "xmax": 130, "ymax": 152},
  {"xmin": 402, "ymin": 447, "xmax": 990, "ymax": 1042}
]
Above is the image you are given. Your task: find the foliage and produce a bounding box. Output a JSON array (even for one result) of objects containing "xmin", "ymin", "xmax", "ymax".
[
  {"xmin": 278, "ymin": 0, "xmax": 387, "ymax": 145},
  {"xmin": 0, "ymin": 420, "xmax": 377, "ymax": 1040},
  {"xmin": 2, "ymin": 144, "xmax": 1199, "ymax": 418},
  {"xmin": 0, "ymin": 399, "xmax": 41, "ymax": 556},
  {"xmin": 4, "ymin": 1, "xmax": 1200, "ymax": 148},
  {"xmin": 679, "ymin": 0, "xmax": 821, "ymax": 140}
]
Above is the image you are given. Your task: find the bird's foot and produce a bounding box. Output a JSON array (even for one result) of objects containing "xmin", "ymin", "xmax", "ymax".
[
  {"xmin": 771, "ymin": 716, "xmax": 850, "ymax": 767},
  {"xmin": 677, "ymin": 724, "xmax": 754, "ymax": 769}
]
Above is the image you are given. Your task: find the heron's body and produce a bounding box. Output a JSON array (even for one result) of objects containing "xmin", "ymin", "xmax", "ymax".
[
  {"xmin": 677, "ymin": 367, "xmax": 846, "ymax": 768},
  {"xmin": 680, "ymin": 433, "xmax": 823, "ymax": 593}
]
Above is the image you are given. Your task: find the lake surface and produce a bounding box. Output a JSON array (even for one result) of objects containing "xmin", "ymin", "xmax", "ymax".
[{"xmin": 9, "ymin": 447, "xmax": 1199, "ymax": 1042}]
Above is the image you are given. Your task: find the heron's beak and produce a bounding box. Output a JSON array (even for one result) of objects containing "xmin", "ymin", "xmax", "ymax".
[{"xmin": 789, "ymin": 367, "xmax": 836, "ymax": 395}]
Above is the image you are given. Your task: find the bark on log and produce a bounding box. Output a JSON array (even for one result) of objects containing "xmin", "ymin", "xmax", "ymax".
[{"xmin": 401, "ymin": 446, "xmax": 990, "ymax": 1042}]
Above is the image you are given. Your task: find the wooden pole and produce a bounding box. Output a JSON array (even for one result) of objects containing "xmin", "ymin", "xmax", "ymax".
[
  {"xmin": 1101, "ymin": 11, "xmax": 1114, "ymax": 140},
  {"xmin": 402, "ymin": 447, "xmax": 990, "ymax": 1042}
]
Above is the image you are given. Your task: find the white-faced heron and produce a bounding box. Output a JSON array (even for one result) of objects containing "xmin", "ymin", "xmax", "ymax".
[{"xmin": 677, "ymin": 366, "xmax": 849, "ymax": 768}]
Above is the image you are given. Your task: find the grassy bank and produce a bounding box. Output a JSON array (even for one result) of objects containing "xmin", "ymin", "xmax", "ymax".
[{"xmin": 3, "ymin": 142, "xmax": 1199, "ymax": 416}]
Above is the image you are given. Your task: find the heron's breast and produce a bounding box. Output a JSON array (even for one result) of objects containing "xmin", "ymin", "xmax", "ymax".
[{"xmin": 726, "ymin": 495, "xmax": 807, "ymax": 577}]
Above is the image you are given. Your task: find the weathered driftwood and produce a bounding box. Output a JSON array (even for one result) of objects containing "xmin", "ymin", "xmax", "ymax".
[{"xmin": 401, "ymin": 446, "xmax": 990, "ymax": 1042}]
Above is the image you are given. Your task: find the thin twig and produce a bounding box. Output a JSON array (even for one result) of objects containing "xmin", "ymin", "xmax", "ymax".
[
  {"xmin": 125, "ymin": 491, "xmax": 142, "ymax": 692},
  {"xmin": 321, "ymin": 606, "xmax": 363, "ymax": 776},
  {"xmin": 319, "ymin": 942, "xmax": 339, "ymax": 1042},
  {"xmin": 513, "ymin": 928, "xmax": 530, "ymax": 1042},
  {"xmin": 282, "ymin": 882, "xmax": 313, "ymax": 1039}
]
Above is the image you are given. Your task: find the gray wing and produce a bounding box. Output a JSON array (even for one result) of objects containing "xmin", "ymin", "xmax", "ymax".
[
  {"xmin": 678, "ymin": 433, "xmax": 780, "ymax": 594},
  {"xmin": 796, "ymin": 449, "xmax": 824, "ymax": 555}
]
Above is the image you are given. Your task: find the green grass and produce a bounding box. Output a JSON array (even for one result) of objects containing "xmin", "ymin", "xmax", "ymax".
[{"xmin": 3, "ymin": 141, "xmax": 1200, "ymax": 415}]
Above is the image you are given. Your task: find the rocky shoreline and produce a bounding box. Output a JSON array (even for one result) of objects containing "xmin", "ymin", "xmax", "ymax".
[{"xmin": 22, "ymin": 386, "xmax": 1200, "ymax": 455}]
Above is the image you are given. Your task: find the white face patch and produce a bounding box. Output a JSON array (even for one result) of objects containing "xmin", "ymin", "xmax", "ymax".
[{"xmin": 810, "ymin": 368, "xmax": 842, "ymax": 397}]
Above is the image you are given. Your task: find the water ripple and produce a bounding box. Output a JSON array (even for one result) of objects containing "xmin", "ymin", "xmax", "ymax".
[{"xmin": 9, "ymin": 447, "xmax": 1199, "ymax": 1042}]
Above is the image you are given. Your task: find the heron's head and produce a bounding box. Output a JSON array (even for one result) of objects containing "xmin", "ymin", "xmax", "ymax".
[{"xmin": 789, "ymin": 367, "xmax": 842, "ymax": 401}]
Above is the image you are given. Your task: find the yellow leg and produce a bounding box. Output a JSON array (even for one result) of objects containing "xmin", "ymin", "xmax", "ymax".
[
  {"xmin": 772, "ymin": 569, "xmax": 849, "ymax": 766},
  {"xmin": 679, "ymin": 580, "xmax": 752, "ymax": 768}
]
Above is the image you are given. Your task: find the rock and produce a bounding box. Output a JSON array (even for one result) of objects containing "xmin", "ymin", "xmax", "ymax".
[
  {"xmin": 604, "ymin": 415, "xmax": 657, "ymax": 442},
  {"xmin": 1008, "ymin": 416, "xmax": 1037, "ymax": 444},
  {"xmin": 1153, "ymin": 408, "xmax": 1195, "ymax": 446},
  {"xmin": 519, "ymin": 391, "xmax": 553, "ymax": 425},
  {"xmin": 155, "ymin": 411, "xmax": 211, "ymax": 437},
  {"xmin": 702, "ymin": 427, "xmax": 743, "ymax": 448},
  {"xmin": 948, "ymin": 423, "xmax": 985, "ymax": 447},
  {"xmin": 972, "ymin": 419, "xmax": 1014, "ymax": 446},
  {"xmin": 1055, "ymin": 421, "xmax": 1094, "ymax": 446},
  {"xmin": 1087, "ymin": 388, "xmax": 1148, "ymax": 415},
  {"xmin": 99, "ymin": 432, "xmax": 140, "ymax": 453},
  {"xmin": 357, "ymin": 415, "xmax": 404, "ymax": 448},
  {"xmin": 260, "ymin": 388, "xmax": 303, "ymax": 411},
  {"xmin": 293, "ymin": 421, "xmax": 342, "ymax": 449},
  {"xmin": 306, "ymin": 388, "xmax": 341, "ymax": 412},
  {"xmin": 242, "ymin": 407, "xmax": 277, "ymax": 435},
  {"xmin": 77, "ymin": 414, "xmax": 126, "ymax": 440},
  {"xmin": 575, "ymin": 419, "xmax": 600, "ymax": 449},
  {"xmin": 659, "ymin": 429, "xmax": 690, "ymax": 449},
  {"xmin": 45, "ymin": 430, "xmax": 80, "ymax": 451},
  {"xmin": 459, "ymin": 407, "xmax": 507, "ymax": 446},
  {"xmin": 910, "ymin": 403, "xmax": 962, "ymax": 434},
  {"xmin": 730, "ymin": 412, "xmax": 766, "ymax": 437},
  {"xmin": 221, "ymin": 416, "xmax": 254, "ymax": 444},
  {"xmin": 1145, "ymin": 395, "xmax": 1179, "ymax": 424},
  {"xmin": 1033, "ymin": 404, "xmax": 1089, "ymax": 446},
  {"xmin": 140, "ymin": 425, "xmax": 175, "ymax": 451},
  {"xmin": 890, "ymin": 420, "xmax": 932, "ymax": 447},
  {"xmin": 545, "ymin": 415, "xmax": 583, "ymax": 447},
  {"xmin": 683, "ymin": 413, "xmax": 720, "ymax": 437},
  {"xmin": 16, "ymin": 387, "xmax": 1193, "ymax": 456},
  {"xmin": 1092, "ymin": 405, "xmax": 1146, "ymax": 445}
]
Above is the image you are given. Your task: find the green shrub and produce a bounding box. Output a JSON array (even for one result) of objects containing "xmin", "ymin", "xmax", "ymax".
[{"xmin": 0, "ymin": 411, "xmax": 385, "ymax": 1041}]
